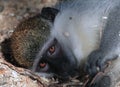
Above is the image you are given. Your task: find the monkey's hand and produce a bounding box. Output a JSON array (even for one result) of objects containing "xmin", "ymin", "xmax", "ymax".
[{"xmin": 85, "ymin": 50, "xmax": 118, "ymax": 76}]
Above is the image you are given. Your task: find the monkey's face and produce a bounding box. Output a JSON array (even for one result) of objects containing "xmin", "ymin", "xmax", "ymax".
[{"xmin": 32, "ymin": 38, "xmax": 78, "ymax": 79}]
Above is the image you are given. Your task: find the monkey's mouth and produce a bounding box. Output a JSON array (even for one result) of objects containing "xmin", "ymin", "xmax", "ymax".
[{"xmin": 35, "ymin": 72, "xmax": 54, "ymax": 78}]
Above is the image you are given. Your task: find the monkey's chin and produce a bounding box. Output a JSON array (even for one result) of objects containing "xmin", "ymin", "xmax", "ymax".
[{"xmin": 35, "ymin": 72, "xmax": 54, "ymax": 78}]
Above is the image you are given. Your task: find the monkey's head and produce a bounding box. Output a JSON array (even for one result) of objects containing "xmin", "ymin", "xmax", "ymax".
[
  {"xmin": 32, "ymin": 37, "xmax": 79, "ymax": 79},
  {"xmin": 32, "ymin": 7, "xmax": 80, "ymax": 79}
]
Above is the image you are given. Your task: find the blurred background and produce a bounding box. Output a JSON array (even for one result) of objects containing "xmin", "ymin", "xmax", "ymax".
[{"xmin": 0, "ymin": 0, "xmax": 58, "ymax": 43}]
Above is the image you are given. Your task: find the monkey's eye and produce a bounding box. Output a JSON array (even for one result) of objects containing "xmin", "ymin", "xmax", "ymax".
[
  {"xmin": 39, "ymin": 62, "xmax": 49, "ymax": 72},
  {"xmin": 48, "ymin": 45, "xmax": 55, "ymax": 55},
  {"xmin": 39, "ymin": 62, "xmax": 46, "ymax": 68}
]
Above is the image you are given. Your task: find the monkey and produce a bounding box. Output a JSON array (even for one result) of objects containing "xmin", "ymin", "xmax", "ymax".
[{"xmin": 32, "ymin": 0, "xmax": 120, "ymax": 86}]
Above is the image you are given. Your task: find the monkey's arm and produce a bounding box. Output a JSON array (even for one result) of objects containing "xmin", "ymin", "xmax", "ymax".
[{"xmin": 85, "ymin": 5, "xmax": 120, "ymax": 76}]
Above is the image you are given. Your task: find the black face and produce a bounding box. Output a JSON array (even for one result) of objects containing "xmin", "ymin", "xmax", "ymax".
[{"xmin": 32, "ymin": 38, "xmax": 78, "ymax": 79}]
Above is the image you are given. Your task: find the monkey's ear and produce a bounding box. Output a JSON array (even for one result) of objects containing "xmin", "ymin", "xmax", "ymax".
[{"xmin": 40, "ymin": 7, "xmax": 59, "ymax": 22}]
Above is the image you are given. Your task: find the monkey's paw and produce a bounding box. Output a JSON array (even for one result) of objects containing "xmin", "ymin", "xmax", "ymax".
[
  {"xmin": 85, "ymin": 50, "xmax": 117, "ymax": 76},
  {"xmin": 88, "ymin": 75, "xmax": 111, "ymax": 87}
]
